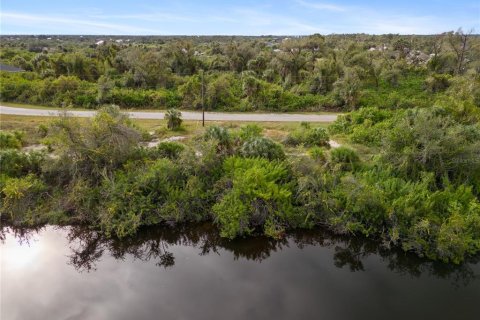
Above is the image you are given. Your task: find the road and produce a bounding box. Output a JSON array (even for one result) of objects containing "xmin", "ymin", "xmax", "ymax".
[{"xmin": 0, "ymin": 105, "xmax": 338, "ymax": 122}]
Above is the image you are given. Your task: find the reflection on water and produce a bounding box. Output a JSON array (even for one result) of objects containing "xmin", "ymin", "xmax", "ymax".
[{"xmin": 1, "ymin": 223, "xmax": 480, "ymax": 320}]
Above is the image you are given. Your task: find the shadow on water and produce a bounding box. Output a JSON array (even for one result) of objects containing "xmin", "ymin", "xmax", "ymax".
[{"xmin": 1, "ymin": 223, "xmax": 479, "ymax": 287}]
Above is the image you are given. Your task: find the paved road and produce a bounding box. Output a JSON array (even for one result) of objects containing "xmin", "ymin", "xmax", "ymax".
[{"xmin": 0, "ymin": 105, "xmax": 338, "ymax": 122}]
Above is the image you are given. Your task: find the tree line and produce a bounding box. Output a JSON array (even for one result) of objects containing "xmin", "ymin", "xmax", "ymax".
[{"xmin": 1, "ymin": 30, "xmax": 478, "ymax": 111}]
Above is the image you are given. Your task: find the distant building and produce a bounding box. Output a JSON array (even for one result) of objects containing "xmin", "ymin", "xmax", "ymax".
[{"xmin": 0, "ymin": 64, "xmax": 24, "ymax": 72}]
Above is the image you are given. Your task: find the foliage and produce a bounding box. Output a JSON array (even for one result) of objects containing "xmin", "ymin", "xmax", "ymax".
[
  {"xmin": 212, "ymin": 157, "xmax": 299, "ymax": 239},
  {"xmin": 329, "ymin": 147, "xmax": 360, "ymax": 171},
  {"xmin": 43, "ymin": 105, "xmax": 141, "ymax": 184},
  {"xmin": 203, "ymin": 125, "xmax": 232, "ymax": 153},
  {"xmin": 165, "ymin": 108, "xmax": 183, "ymax": 130},
  {"xmin": 0, "ymin": 174, "xmax": 47, "ymax": 223},
  {"xmin": 425, "ymin": 73, "xmax": 451, "ymax": 92},
  {"xmin": 0, "ymin": 131, "xmax": 25, "ymax": 149},
  {"xmin": 381, "ymin": 108, "xmax": 480, "ymax": 189},
  {"xmin": 2, "ymin": 34, "xmax": 480, "ymax": 264},
  {"xmin": 284, "ymin": 123, "xmax": 330, "ymax": 147},
  {"xmin": 238, "ymin": 124, "xmax": 263, "ymax": 140},
  {"xmin": 154, "ymin": 141, "xmax": 186, "ymax": 159},
  {"xmin": 296, "ymin": 166, "xmax": 480, "ymax": 264},
  {"xmin": 329, "ymin": 107, "xmax": 398, "ymax": 146},
  {"xmin": 240, "ymin": 137, "xmax": 285, "ymax": 161},
  {"xmin": 308, "ymin": 147, "xmax": 327, "ymax": 163},
  {"xmin": 0, "ymin": 149, "xmax": 45, "ymax": 177},
  {"xmin": 2, "ymin": 33, "xmax": 478, "ymax": 111},
  {"xmin": 98, "ymin": 159, "xmax": 211, "ymax": 237}
]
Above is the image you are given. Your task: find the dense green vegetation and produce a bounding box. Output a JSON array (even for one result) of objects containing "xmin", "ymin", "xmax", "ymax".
[
  {"xmin": 1, "ymin": 32, "xmax": 479, "ymax": 111},
  {"xmin": 1, "ymin": 102, "xmax": 479, "ymax": 264},
  {"xmin": 1, "ymin": 31, "xmax": 480, "ymax": 265}
]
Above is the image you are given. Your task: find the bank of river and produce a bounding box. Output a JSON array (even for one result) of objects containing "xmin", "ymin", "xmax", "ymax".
[{"xmin": 1, "ymin": 223, "xmax": 479, "ymax": 320}]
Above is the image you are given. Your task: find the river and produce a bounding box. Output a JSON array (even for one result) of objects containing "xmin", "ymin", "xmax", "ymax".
[{"xmin": 1, "ymin": 223, "xmax": 479, "ymax": 320}]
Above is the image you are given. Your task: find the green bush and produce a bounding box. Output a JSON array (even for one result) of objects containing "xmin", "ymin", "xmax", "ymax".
[
  {"xmin": 165, "ymin": 108, "xmax": 183, "ymax": 130},
  {"xmin": 238, "ymin": 124, "xmax": 263, "ymax": 141},
  {"xmin": 204, "ymin": 126, "xmax": 232, "ymax": 153},
  {"xmin": 284, "ymin": 124, "xmax": 330, "ymax": 147},
  {"xmin": 0, "ymin": 149, "xmax": 45, "ymax": 177},
  {"xmin": 212, "ymin": 157, "xmax": 300, "ymax": 239},
  {"xmin": 37, "ymin": 124, "xmax": 49, "ymax": 138},
  {"xmin": 381, "ymin": 108, "xmax": 480, "ymax": 189},
  {"xmin": 0, "ymin": 131, "xmax": 24, "ymax": 149},
  {"xmin": 308, "ymin": 147, "xmax": 327, "ymax": 163},
  {"xmin": 240, "ymin": 137, "xmax": 285, "ymax": 160},
  {"xmin": 425, "ymin": 73, "xmax": 451, "ymax": 93},
  {"xmin": 349, "ymin": 119, "xmax": 394, "ymax": 146},
  {"xmin": 295, "ymin": 165, "xmax": 480, "ymax": 263},
  {"xmin": 43, "ymin": 105, "xmax": 141, "ymax": 184},
  {"xmin": 0, "ymin": 174, "xmax": 47, "ymax": 223},
  {"xmin": 155, "ymin": 142, "xmax": 186, "ymax": 159},
  {"xmin": 99, "ymin": 159, "xmax": 210, "ymax": 237},
  {"xmin": 336, "ymin": 169, "xmax": 479, "ymax": 263},
  {"xmin": 329, "ymin": 147, "xmax": 360, "ymax": 171}
]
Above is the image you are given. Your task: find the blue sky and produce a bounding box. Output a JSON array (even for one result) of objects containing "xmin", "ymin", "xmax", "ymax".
[{"xmin": 1, "ymin": 0, "xmax": 479, "ymax": 35}]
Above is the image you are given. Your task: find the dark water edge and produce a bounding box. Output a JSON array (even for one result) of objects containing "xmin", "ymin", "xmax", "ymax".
[{"xmin": 1, "ymin": 223, "xmax": 479, "ymax": 320}]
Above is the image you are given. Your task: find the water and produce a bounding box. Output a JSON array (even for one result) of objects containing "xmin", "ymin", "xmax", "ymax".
[{"xmin": 1, "ymin": 223, "xmax": 479, "ymax": 320}]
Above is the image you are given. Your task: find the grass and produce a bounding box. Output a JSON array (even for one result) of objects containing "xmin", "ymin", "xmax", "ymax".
[
  {"xmin": 0, "ymin": 114, "xmax": 329, "ymax": 146},
  {"xmin": 0, "ymin": 114, "xmax": 56, "ymax": 145}
]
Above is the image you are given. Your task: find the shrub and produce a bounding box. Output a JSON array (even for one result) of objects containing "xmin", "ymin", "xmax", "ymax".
[
  {"xmin": 165, "ymin": 108, "xmax": 182, "ymax": 130},
  {"xmin": 0, "ymin": 149, "xmax": 45, "ymax": 177},
  {"xmin": 0, "ymin": 131, "xmax": 24, "ymax": 149},
  {"xmin": 37, "ymin": 124, "xmax": 49, "ymax": 138},
  {"xmin": 381, "ymin": 108, "xmax": 480, "ymax": 189},
  {"xmin": 328, "ymin": 114, "xmax": 352, "ymax": 135},
  {"xmin": 204, "ymin": 126, "xmax": 232, "ymax": 152},
  {"xmin": 349, "ymin": 119, "xmax": 394, "ymax": 146},
  {"xmin": 295, "ymin": 164, "xmax": 480, "ymax": 264},
  {"xmin": 350, "ymin": 106, "xmax": 391, "ymax": 125},
  {"xmin": 155, "ymin": 142, "xmax": 186, "ymax": 159},
  {"xmin": 328, "ymin": 107, "xmax": 398, "ymax": 146},
  {"xmin": 43, "ymin": 105, "xmax": 141, "ymax": 184},
  {"xmin": 334, "ymin": 169, "xmax": 480, "ymax": 263},
  {"xmin": 305, "ymin": 127, "xmax": 330, "ymax": 147},
  {"xmin": 238, "ymin": 124, "xmax": 263, "ymax": 141},
  {"xmin": 212, "ymin": 157, "xmax": 299, "ymax": 239},
  {"xmin": 329, "ymin": 147, "xmax": 360, "ymax": 171},
  {"xmin": 284, "ymin": 125, "xmax": 330, "ymax": 147},
  {"xmin": 98, "ymin": 159, "xmax": 210, "ymax": 237},
  {"xmin": 204, "ymin": 125, "xmax": 230, "ymax": 142},
  {"xmin": 425, "ymin": 73, "xmax": 451, "ymax": 93},
  {"xmin": 240, "ymin": 137, "xmax": 285, "ymax": 160},
  {"xmin": 308, "ymin": 147, "xmax": 326, "ymax": 163},
  {"xmin": 0, "ymin": 174, "xmax": 47, "ymax": 223}
]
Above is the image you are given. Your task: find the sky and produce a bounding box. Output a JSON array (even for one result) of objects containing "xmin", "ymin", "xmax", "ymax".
[{"xmin": 1, "ymin": 0, "xmax": 479, "ymax": 35}]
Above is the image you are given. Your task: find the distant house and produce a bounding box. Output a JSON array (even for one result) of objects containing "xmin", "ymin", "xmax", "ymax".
[{"xmin": 0, "ymin": 64, "xmax": 24, "ymax": 72}]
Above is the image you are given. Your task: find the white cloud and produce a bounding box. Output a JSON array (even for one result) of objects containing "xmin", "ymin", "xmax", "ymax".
[
  {"xmin": 88, "ymin": 13, "xmax": 198, "ymax": 23},
  {"xmin": 295, "ymin": 0, "xmax": 347, "ymax": 12},
  {"xmin": 231, "ymin": 8, "xmax": 330, "ymax": 35},
  {"xmin": 1, "ymin": 2, "xmax": 475, "ymax": 36},
  {"xmin": 0, "ymin": 12, "xmax": 161, "ymax": 34}
]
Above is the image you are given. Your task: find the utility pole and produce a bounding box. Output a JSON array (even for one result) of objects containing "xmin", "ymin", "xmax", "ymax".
[{"xmin": 201, "ymin": 70, "xmax": 205, "ymax": 127}]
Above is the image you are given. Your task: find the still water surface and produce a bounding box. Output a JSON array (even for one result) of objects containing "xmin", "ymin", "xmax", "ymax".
[{"xmin": 1, "ymin": 223, "xmax": 479, "ymax": 320}]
